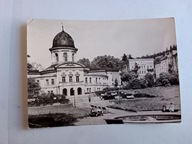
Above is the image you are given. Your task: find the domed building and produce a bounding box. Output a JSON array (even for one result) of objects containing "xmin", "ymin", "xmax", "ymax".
[{"xmin": 28, "ymin": 26, "xmax": 121, "ymax": 97}]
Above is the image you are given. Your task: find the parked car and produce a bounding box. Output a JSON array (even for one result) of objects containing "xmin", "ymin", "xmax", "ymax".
[
  {"xmin": 119, "ymin": 91, "xmax": 134, "ymax": 99},
  {"xmin": 89, "ymin": 107, "xmax": 103, "ymax": 117}
]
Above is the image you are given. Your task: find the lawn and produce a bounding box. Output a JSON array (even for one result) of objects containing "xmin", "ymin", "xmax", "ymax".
[{"xmin": 109, "ymin": 85, "xmax": 181, "ymax": 112}]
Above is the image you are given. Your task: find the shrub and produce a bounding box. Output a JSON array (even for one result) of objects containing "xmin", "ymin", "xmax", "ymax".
[
  {"xmin": 129, "ymin": 78, "xmax": 147, "ymax": 89},
  {"xmin": 155, "ymin": 72, "xmax": 179, "ymax": 86},
  {"xmin": 144, "ymin": 73, "xmax": 155, "ymax": 87},
  {"xmin": 155, "ymin": 78, "xmax": 162, "ymax": 86},
  {"xmin": 162, "ymin": 79, "xmax": 170, "ymax": 86},
  {"xmin": 169, "ymin": 74, "xmax": 179, "ymax": 85}
]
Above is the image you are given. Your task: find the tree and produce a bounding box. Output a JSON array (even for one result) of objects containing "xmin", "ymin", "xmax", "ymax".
[
  {"xmin": 168, "ymin": 63, "xmax": 174, "ymax": 74},
  {"xmin": 27, "ymin": 63, "xmax": 33, "ymax": 71},
  {"xmin": 132, "ymin": 62, "xmax": 140, "ymax": 74},
  {"xmin": 128, "ymin": 54, "xmax": 133, "ymax": 59},
  {"xmin": 129, "ymin": 78, "xmax": 147, "ymax": 89},
  {"xmin": 77, "ymin": 58, "xmax": 91, "ymax": 68},
  {"xmin": 91, "ymin": 55, "xmax": 122, "ymax": 70},
  {"xmin": 159, "ymin": 72, "xmax": 169, "ymax": 80},
  {"xmin": 114, "ymin": 79, "xmax": 118, "ymax": 87},
  {"xmin": 157, "ymin": 72, "xmax": 170, "ymax": 86},
  {"xmin": 122, "ymin": 54, "xmax": 128, "ymax": 62},
  {"xmin": 144, "ymin": 73, "xmax": 155, "ymax": 87},
  {"xmin": 120, "ymin": 71, "xmax": 138, "ymax": 82},
  {"xmin": 169, "ymin": 73, "xmax": 179, "ymax": 85},
  {"xmin": 28, "ymin": 78, "xmax": 41, "ymax": 98},
  {"xmin": 122, "ymin": 54, "xmax": 129, "ymax": 72}
]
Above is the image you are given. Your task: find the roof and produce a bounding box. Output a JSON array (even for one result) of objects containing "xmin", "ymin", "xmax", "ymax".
[
  {"xmin": 49, "ymin": 27, "xmax": 78, "ymax": 51},
  {"xmin": 28, "ymin": 70, "xmax": 40, "ymax": 75}
]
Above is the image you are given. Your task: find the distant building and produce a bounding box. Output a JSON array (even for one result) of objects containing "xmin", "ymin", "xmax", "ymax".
[
  {"xmin": 122, "ymin": 58, "xmax": 154, "ymax": 78},
  {"xmin": 155, "ymin": 48, "xmax": 178, "ymax": 77},
  {"xmin": 28, "ymin": 27, "xmax": 121, "ymax": 97}
]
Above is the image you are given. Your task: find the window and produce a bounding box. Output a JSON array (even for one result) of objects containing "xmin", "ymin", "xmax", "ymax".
[
  {"xmin": 51, "ymin": 79, "xmax": 54, "ymax": 85},
  {"xmin": 96, "ymin": 78, "xmax": 97, "ymax": 83},
  {"xmin": 85, "ymin": 77, "xmax": 87, "ymax": 83},
  {"xmin": 55, "ymin": 53, "xmax": 59, "ymax": 62},
  {"xmin": 62, "ymin": 76, "xmax": 66, "ymax": 82},
  {"xmin": 63, "ymin": 52, "xmax": 68, "ymax": 62},
  {"xmin": 76, "ymin": 76, "xmax": 79, "ymax": 82},
  {"xmin": 37, "ymin": 80, "xmax": 39, "ymax": 83},
  {"xmin": 87, "ymin": 88, "xmax": 91, "ymax": 92},
  {"xmin": 72, "ymin": 53, "xmax": 74, "ymax": 62},
  {"xmin": 69, "ymin": 76, "xmax": 73, "ymax": 82},
  {"xmin": 89, "ymin": 77, "xmax": 92, "ymax": 83},
  {"xmin": 46, "ymin": 79, "xmax": 49, "ymax": 85}
]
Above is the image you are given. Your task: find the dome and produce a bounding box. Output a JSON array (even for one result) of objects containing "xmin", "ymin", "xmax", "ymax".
[{"xmin": 52, "ymin": 29, "xmax": 75, "ymax": 48}]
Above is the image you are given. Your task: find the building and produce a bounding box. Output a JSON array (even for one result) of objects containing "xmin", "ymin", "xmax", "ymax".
[
  {"xmin": 28, "ymin": 26, "xmax": 121, "ymax": 97},
  {"xmin": 124, "ymin": 58, "xmax": 154, "ymax": 78},
  {"xmin": 155, "ymin": 48, "xmax": 178, "ymax": 77}
]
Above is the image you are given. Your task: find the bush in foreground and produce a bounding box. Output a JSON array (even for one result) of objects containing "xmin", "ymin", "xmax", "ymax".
[{"xmin": 28, "ymin": 113, "xmax": 77, "ymax": 128}]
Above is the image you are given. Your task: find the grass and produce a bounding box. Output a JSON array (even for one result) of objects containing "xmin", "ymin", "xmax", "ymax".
[{"xmin": 109, "ymin": 86, "xmax": 181, "ymax": 111}]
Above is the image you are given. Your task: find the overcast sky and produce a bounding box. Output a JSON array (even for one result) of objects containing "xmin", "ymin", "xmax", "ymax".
[{"xmin": 27, "ymin": 18, "xmax": 176, "ymax": 68}]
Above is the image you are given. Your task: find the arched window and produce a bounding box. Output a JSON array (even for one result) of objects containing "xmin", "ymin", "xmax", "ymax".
[
  {"xmin": 55, "ymin": 53, "xmax": 59, "ymax": 62},
  {"xmin": 63, "ymin": 52, "xmax": 68, "ymax": 62},
  {"xmin": 70, "ymin": 88, "xmax": 74, "ymax": 96},
  {"xmin": 77, "ymin": 87, "xmax": 82, "ymax": 95},
  {"xmin": 63, "ymin": 88, "xmax": 67, "ymax": 96}
]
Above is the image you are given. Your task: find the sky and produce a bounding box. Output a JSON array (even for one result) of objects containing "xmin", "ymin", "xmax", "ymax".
[{"xmin": 27, "ymin": 18, "xmax": 177, "ymax": 68}]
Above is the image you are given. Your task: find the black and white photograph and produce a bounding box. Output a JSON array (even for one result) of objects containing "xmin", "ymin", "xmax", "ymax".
[{"xmin": 27, "ymin": 18, "xmax": 181, "ymax": 128}]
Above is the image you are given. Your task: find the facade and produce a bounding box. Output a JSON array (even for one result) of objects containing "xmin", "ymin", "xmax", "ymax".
[
  {"xmin": 28, "ymin": 27, "xmax": 121, "ymax": 97},
  {"xmin": 128, "ymin": 58, "xmax": 154, "ymax": 78},
  {"xmin": 122, "ymin": 48, "xmax": 178, "ymax": 79},
  {"xmin": 155, "ymin": 49, "xmax": 178, "ymax": 77}
]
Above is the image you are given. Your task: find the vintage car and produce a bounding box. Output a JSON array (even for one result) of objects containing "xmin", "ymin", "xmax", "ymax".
[
  {"xmin": 119, "ymin": 91, "xmax": 135, "ymax": 99},
  {"xmin": 89, "ymin": 107, "xmax": 103, "ymax": 117}
]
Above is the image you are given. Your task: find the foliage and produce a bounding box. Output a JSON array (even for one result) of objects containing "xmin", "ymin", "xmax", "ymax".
[
  {"xmin": 168, "ymin": 63, "xmax": 174, "ymax": 74},
  {"xmin": 155, "ymin": 72, "xmax": 170, "ymax": 86},
  {"xmin": 162, "ymin": 79, "xmax": 170, "ymax": 86},
  {"xmin": 132, "ymin": 62, "xmax": 140, "ymax": 74},
  {"xmin": 114, "ymin": 79, "xmax": 118, "ymax": 87},
  {"xmin": 91, "ymin": 55, "xmax": 123, "ymax": 70},
  {"xmin": 120, "ymin": 71, "xmax": 138, "ymax": 82},
  {"xmin": 144, "ymin": 73, "xmax": 155, "ymax": 87},
  {"xmin": 28, "ymin": 78, "xmax": 40, "ymax": 98},
  {"xmin": 169, "ymin": 73, "xmax": 179, "ymax": 85},
  {"xmin": 122, "ymin": 54, "xmax": 128, "ymax": 62},
  {"xmin": 28, "ymin": 113, "xmax": 77, "ymax": 128},
  {"xmin": 77, "ymin": 58, "xmax": 91, "ymax": 68},
  {"xmin": 137, "ymin": 45, "xmax": 177, "ymax": 59},
  {"xmin": 27, "ymin": 63, "xmax": 33, "ymax": 71},
  {"xmin": 129, "ymin": 78, "xmax": 147, "ymax": 89},
  {"xmin": 155, "ymin": 72, "xmax": 179, "ymax": 86}
]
